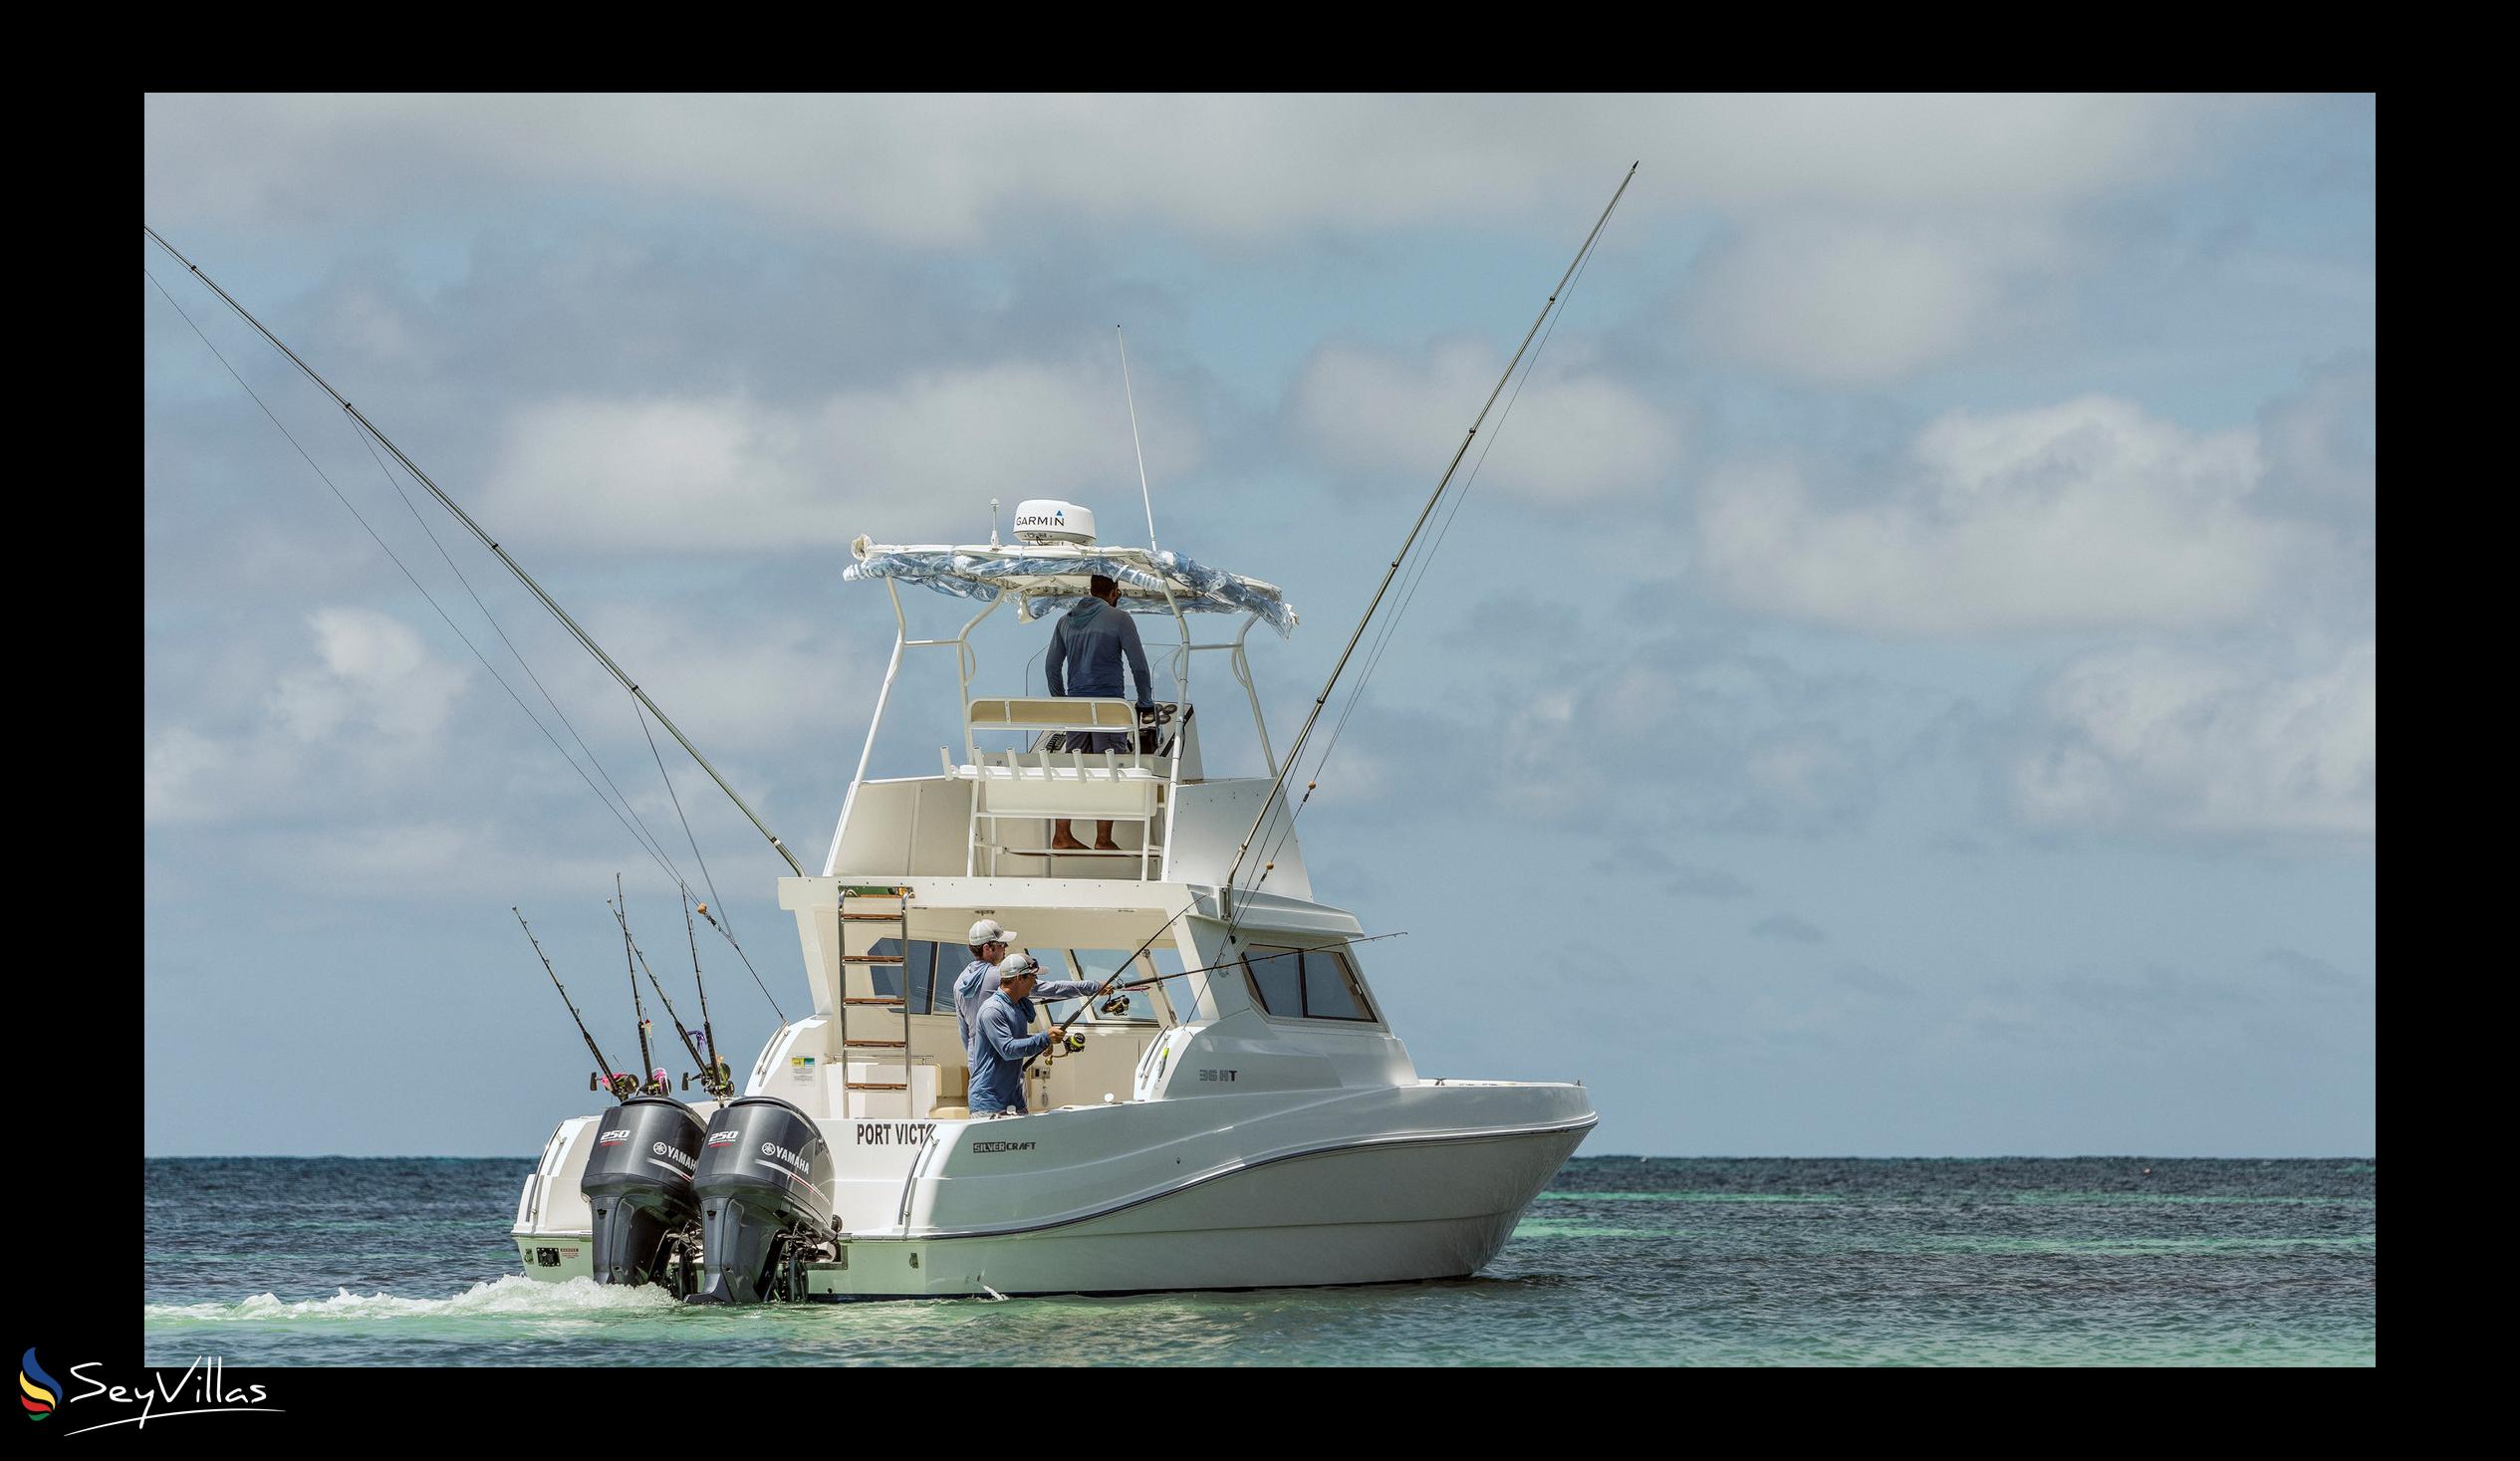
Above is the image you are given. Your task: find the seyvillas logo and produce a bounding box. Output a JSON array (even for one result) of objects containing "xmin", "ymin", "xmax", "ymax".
[
  {"xmin": 21, "ymin": 1349, "xmax": 56, "ymax": 1420},
  {"xmin": 25, "ymin": 1351, "xmax": 280, "ymax": 1434}
]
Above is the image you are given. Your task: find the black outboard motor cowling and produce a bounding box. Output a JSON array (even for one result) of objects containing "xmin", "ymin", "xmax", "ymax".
[
  {"xmin": 580, "ymin": 1096, "xmax": 706, "ymax": 1290},
  {"xmin": 688, "ymin": 1095, "xmax": 837, "ymax": 1304}
]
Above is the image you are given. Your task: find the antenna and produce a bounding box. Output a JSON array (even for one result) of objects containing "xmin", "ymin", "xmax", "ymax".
[
  {"xmin": 1117, "ymin": 326, "xmax": 1157, "ymax": 553},
  {"xmin": 989, "ymin": 496, "xmax": 1001, "ymax": 548}
]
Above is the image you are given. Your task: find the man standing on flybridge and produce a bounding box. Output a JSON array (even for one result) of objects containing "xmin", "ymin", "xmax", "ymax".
[{"xmin": 1044, "ymin": 573, "xmax": 1155, "ymax": 852}]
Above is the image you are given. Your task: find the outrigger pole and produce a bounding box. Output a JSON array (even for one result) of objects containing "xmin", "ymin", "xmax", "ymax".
[
  {"xmin": 141, "ymin": 226, "xmax": 805, "ymax": 877},
  {"xmin": 1218, "ymin": 163, "xmax": 1638, "ymax": 914}
]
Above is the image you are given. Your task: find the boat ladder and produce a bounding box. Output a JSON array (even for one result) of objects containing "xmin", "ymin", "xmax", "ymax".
[{"xmin": 837, "ymin": 884, "xmax": 918, "ymax": 1117}]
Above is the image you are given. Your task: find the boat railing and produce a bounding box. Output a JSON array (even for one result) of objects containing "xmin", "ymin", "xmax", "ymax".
[{"xmin": 949, "ymin": 697, "xmax": 1183, "ymax": 879}]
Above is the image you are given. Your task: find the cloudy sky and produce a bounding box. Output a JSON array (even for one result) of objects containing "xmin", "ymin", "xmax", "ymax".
[{"xmin": 142, "ymin": 95, "xmax": 2375, "ymax": 1157}]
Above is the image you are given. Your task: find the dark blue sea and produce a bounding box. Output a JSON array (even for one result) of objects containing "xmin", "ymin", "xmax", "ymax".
[{"xmin": 142, "ymin": 1155, "xmax": 2374, "ymax": 1365}]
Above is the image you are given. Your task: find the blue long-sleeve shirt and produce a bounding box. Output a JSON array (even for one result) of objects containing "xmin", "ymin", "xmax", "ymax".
[
  {"xmin": 969, "ymin": 990, "xmax": 1055, "ymax": 1114},
  {"xmin": 952, "ymin": 958, "xmax": 1097, "ymax": 1062},
  {"xmin": 1045, "ymin": 597, "xmax": 1153, "ymax": 707}
]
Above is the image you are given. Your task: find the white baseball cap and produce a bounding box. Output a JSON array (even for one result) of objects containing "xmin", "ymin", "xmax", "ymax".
[
  {"xmin": 969, "ymin": 917, "xmax": 1020, "ymax": 946},
  {"xmin": 995, "ymin": 952, "xmax": 1041, "ymax": 979}
]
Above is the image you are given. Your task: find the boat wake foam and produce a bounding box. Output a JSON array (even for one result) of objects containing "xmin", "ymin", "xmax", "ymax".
[{"xmin": 143, "ymin": 1274, "xmax": 678, "ymax": 1324}]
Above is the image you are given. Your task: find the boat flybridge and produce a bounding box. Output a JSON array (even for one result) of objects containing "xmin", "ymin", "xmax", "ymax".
[{"xmin": 510, "ymin": 500, "xmax": 1598, "ymax": 1301}]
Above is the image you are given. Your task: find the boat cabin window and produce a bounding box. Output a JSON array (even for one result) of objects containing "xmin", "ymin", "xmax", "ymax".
[
  {"xmin": 1241, "ymin": 944, "xmax": 1376, "ymax": 1023},
  {"xmin": 863, "ymin": 938, "xmax": 947, "ymax": 1014}
]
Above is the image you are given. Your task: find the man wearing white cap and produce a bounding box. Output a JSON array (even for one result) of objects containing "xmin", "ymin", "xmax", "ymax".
[{"xmin": 953, "ymin": 918, "xmax": 1096, "ymax": 1059}]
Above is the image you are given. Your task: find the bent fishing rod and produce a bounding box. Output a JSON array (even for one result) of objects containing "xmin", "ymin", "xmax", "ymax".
[
  {"xmin": 1217, "ymin": 162, "xmax": 1638, "ymax": 919},
  {"xmin": 141, "ymin": 225, "xmax": 804, "ymax": 877},
  {"xmin": 517, "ymin": 907, "xmax": 639, "ymax": 1099},
  {"xmin": 613, "ymin": 894, "xmax": 728, "ymax": 1098}
]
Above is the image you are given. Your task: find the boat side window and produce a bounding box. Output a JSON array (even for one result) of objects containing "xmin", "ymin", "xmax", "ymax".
[
  {"xmin": 1242, "ymin": 944, "xmax": 1375, "ymax": 1022},
  {"xmin": 865, "ymin": 939, "xmax": 942, "ymax": 1013},
  {"xmin": 1242, "ymin": 946, "xmax": 1305, "ymax": 1018},
  {"xmin": 905, "ymin": 940, "xmax": 942, "ymax": 1014},
  {"xmin": 1300, "ymin": 949, "xmax": 1373, "ymax": 1021}
]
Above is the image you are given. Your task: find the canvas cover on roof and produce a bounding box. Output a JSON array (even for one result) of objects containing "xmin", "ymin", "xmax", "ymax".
[{"xmin": 844, "ymin": 538, "xmax": 1297, "ymax": 635}]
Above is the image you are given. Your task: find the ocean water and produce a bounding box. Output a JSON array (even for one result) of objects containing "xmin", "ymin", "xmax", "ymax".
[{"xmin": 142, "ymin": 1155, "xmax": 2374, "ymax": 1365}]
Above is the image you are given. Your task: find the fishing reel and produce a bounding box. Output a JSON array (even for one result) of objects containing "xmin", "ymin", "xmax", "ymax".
[
  {"xmin": 1099, "ymin": 994, "xmax": 1132, "ymax": 1017},
  {"xmin": 1057, "ymin": 1029, "xmax": 1089, "ymax": 1055},
  {"xmin": 594, "ymin": 1072, "xmax": 642, "ymax": 1099}
]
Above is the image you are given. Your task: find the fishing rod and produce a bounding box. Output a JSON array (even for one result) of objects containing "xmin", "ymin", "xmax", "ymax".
[
  {"xmin": 613, "ymin": 895, "xmax": 723, "ymax": 1098},
  {"xmin": 141, "ymin": 225, "xmax": 805, "ymax": 878},
  {"xmin": 1019, "ymin": 890, "xmax": 1220, "ymax": 1074},
  {"xmin": 517, "ymin": 907, "xmax": 639, "ymax": 1100},
  {"xmin": 1217, "ymin": 162, "xmax": 1638, "ymax": 919},
  {"xmin": 683, "ymin": 891, "xmax": 732, "ymax": 1096},
  {"xmin": 695, "ymin": 900, "xmax": 789, "ymax": 1025},
  {"xmin": 617, "ymin": 875, "xmax": 662, "ymax": 1094}
]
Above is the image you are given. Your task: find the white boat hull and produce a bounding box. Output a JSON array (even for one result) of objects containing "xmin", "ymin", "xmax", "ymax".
[{"xmin": 811, "ymin": 1114, "xmax": 1593, "ymax": 1299}]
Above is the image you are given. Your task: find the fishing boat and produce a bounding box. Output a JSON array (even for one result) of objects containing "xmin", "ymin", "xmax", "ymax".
[
  {"xmin": 149, "ymin": 163, "xmax": 1634, "ymax": 1304},
  {"xmin": 509, "ymin": 500, "xmax": 1600, "ymax": 1299}
]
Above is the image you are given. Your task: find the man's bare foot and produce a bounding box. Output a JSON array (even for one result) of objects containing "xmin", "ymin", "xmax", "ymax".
[
  {"xmin": 1094, "ymin": 838, "xmax": 1123, "ymax": 852},
  {"xmin": 1050, "ymin": 834, "xmax": 1090, "ymax": 852}
]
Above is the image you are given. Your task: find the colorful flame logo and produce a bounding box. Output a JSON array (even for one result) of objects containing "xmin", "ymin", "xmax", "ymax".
[{"xmin": 19, "ymin": 1348, "xmax": 57, "ymax": 1420}]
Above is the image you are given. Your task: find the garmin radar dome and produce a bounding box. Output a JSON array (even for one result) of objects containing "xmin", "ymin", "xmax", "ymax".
[{"xmin": 1012, "ymin": 499, "xmax": 1097, "ymax": 546}]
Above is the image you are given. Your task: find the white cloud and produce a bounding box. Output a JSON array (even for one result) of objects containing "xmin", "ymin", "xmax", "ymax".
[
  {"xmin": 145, "ymin": 609, "xmax": 469, "ymax": 826},
  {"xmin": 268, "ymin": 607, "xmax": 467, "ymax": 747},
  {"xmin": 1287, "ymin": 338, "xmax": 1679, "ymax": 504},
  {"xmin": 2009, "ymin": 636, "xmax": 2375, "ymax": 838},
  {"xmin": 1684, "ymin": 214, "xmax": 2073, "ymax": 383},
  {"xmin": 1696, "ymin": 395, "xmax": 2322, "ymax": 635},
  {"xmin": 144, "ymin": 95, "xmax": 2255, "ymax": 245},
  {"xmin": 2259, "ymin": 353, "xmax": 2376, "ymax": 510},
  {"xmin": 477, "ymin": 359, "xmax": 1200, "ymax": 553}
]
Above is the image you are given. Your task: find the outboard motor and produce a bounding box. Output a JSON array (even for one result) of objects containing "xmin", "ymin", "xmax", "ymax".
[
  {"xmin": 687, "ymin": 1096, "xmax": 837, "ymax": 1305},
  {"xmin": 580, "ymin": 1095, "xmax": 707, "ymax": 1293}
]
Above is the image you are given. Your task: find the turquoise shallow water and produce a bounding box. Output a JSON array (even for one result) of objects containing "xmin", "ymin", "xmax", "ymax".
[{"xmin": 142, "ymin": 1156, "xmax": 2374, "ymax": 1365}]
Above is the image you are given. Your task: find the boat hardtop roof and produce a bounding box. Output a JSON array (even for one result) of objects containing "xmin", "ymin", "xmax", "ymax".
[{"xmin": 845, "ymin": 536, "xmax": 1297, "ymax": 635}]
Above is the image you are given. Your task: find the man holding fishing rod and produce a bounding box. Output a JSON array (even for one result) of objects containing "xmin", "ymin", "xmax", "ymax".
[
  {"xmin": 967, "ymin": 954, "xmax": 1085, "ymax": 1116},
  {"xmin": 953, "ymin": 919, "xmax": 1098, "ymax": 1062}
]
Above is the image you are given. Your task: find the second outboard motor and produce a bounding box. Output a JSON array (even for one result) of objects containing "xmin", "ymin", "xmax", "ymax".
[
  {"xmin": 687, "ymin": 1096, "xmax": 837, "ymax": 1305},
  {"xmin": 580, "ymin": 1095, "xmax": 707, "ymax": 1293}
]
